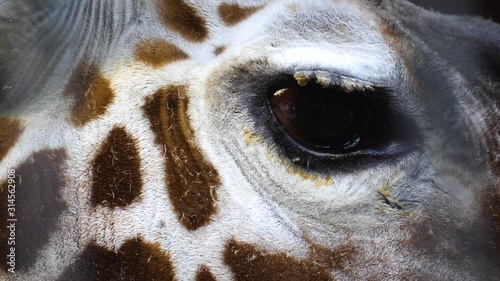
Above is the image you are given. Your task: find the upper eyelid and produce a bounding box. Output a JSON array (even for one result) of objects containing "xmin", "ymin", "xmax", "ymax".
[{"xmin": 292, "ymin": 70, "xmax": 382, "ymax": 90}]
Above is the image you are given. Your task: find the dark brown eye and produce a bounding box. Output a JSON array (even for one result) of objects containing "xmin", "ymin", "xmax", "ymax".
[{"xmin": 268, "ymin": 77, "xmax": 376, "ymax": 153}]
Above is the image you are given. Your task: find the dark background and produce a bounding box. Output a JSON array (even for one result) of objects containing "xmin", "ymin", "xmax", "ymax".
[{"xmin": 409, "ymin": 0, "xmax": 500, "ymax": 23}]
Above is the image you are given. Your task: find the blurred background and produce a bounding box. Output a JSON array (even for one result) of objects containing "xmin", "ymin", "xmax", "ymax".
[{"xmin": 409, "ymin": 0, "xmax": 500, "ymax": 23}]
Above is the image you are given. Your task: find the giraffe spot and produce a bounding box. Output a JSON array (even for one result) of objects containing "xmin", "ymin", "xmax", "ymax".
[
  {"xmin": 91, "ymin": 126, "xmax": 143, "ymax": 208},
  {"xmin": 0, "ymin": 118, "xmax": 23, "ymax": 162},
  {"xmin": 64, "ymin": 59, "xmax": 115, "ymax": 127},
  {"xmin": 0, "ymin": 149, "xmax": 67, "ymax": 272},
  {"xmin": 223, "ymin": 239, "xmax": 356, "ymax": 281},
  {"xmin": 214, "ymin": 46, "xmax": 226, "ymax": 56},
  {"xmin": 218, "ymin": 3, "xmax": 263, "ymax": 26},
  {"xmin": 156, "ymin": 0, "xmax": 208, "ymax": 42},
  {"xmin": 58, "ymin": 237, "xmax": 175, "ymax": 281},
  {"xmin": 143, "ymin": 86, "xmax": 221, "ymax": 231},
  {"xmin": 134, "ymin": 39, "xmax": 189, "ymax": 68},
  {"xmin": 196, "ymin": 266, "xmax": 217, "ymax": 281}
]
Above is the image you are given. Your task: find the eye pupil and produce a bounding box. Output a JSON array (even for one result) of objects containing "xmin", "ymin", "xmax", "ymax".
[{"xmin": 268, "ymin": 79, "xmax": 373, "ymax": 153}]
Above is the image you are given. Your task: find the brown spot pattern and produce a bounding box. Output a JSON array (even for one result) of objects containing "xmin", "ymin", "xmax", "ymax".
[
  {"xmin": 143, "ymin": 86, "xmax": 221, "ymax": 231},
  {"xmin": 0, "ymin": 118, "xmax": 23, "ymax": 162},
  {"xmin": 91, "ymin": 126, "xmax": 143, "ymax": 208},
  {"xmin": 214, "ymin": 46, "xmax": 226, "ymax": 56},
  {"xmin": 134, "ymin": 39, "xmax": 189, "ymax": 68},
  {"xmin": 156, "ymin": 0, "xmax": 208, "ymax": 42},
  {"xmin": 64, "ymin": 59, "xmax": 115, "ymax": 127},
  {"xmin": 196, "ymin": 266, "xmax": 216, "ymax": 281},
  {"xmin": 58, "ymin": 237, "xmax": 175, "ymax": 281},
  {"xmin": 0, "ymin": 149, "xmax": 67, "ymax": 272},
  {"xmin": 223, "ymin": 239, "xmax": 356, "ymax": 281},
  {"xmin": 218, "ymin": 3, "xmax": 262, "ymax": 26}
]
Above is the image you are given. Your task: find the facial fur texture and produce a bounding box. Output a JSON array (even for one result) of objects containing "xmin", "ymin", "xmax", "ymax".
[{"xmin": 0, "ymin": 0, "xmax": 499, "ymax": 280}]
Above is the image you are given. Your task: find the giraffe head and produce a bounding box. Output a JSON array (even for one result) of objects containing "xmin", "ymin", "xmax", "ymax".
[{"xmin": 0, "ymin": 0, "xmax": 499, "ymax": 280}]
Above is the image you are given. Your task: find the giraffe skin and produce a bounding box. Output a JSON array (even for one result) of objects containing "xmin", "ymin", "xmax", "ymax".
[{"xmin": 0, "ymin": 0, "xmax": 499, "ymax": 280}]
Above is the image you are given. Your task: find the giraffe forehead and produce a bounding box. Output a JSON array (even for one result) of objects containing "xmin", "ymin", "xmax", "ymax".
[{"xmin": 204, "ymin": 1, "xmax": 396, "ymax": 82}]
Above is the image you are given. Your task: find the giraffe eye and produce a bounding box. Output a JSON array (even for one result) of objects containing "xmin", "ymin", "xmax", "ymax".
[
  {"xmin": 269, "ymin": 84, "xmax": 373, "ymax": 153},
  {"xmin": 266, "ymin": 73, "xmax": 415, "ymax": 155}
]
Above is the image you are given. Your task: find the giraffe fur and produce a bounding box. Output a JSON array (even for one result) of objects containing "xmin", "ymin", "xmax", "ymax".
[{"xmin": 0, "ymin": 0, "xmax": 499, "ymax": 280}]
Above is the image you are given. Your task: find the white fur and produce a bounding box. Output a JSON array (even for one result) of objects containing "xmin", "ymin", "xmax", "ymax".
[{"xmin": 0, "ymin": 0, "xmax": 494, "ymax": 280}]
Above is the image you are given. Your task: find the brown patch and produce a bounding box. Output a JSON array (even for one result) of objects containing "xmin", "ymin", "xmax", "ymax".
[
  {"xmin": 64, "ymin": 59, "xmax": 115, "ymax": 127},
  {"xmin": 156, "ymin": 0, "xmax": 208, "ymax": 42},
  {"xmin": 214, "ymin": 46, "xmax": 226, "ymax": 56},
  {"xmin": 218, "ymin": 3, "xmax": 262, "ymax": 26},
  {"xmin": 143, "ymin": 86, "xmax": 221, "ymax": 231},
  {"xmin": 223, "ymin": 239, "xmax": 356, "ymax": 281},
  {"xmin": 0, "ymin": 118, "xmax": 23, "ymax": 162},
  {"xmin": 58, "ymin": 237, "xmax": 175, "ymax": 281},
  {"xmin": 134, "ymin": 39, "xmax": 189, "ymax": 68},
  {"xmin": 0, "ymin": 149, "xmax": 67, "ymax": 272},
  {"xmin": 91, "ymin": 126, "xmax": 143, "ymax": 208},
  {"xmin": 196, "ymin": 266, "xmax": 217, "ymax": 281}
]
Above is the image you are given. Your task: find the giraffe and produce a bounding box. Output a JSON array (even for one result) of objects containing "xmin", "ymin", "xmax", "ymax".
[{"xmin": 0, "ymin": 0, "xmax": 499, "ymax": 280}]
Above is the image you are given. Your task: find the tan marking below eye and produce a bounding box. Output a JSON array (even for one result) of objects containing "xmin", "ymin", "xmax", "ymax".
[
  {"xmin": 134, "ymin": 39, "xmax": 189, "ymax": 68},
  {"xmin": 266, "ymin": 151, "xmax": 334, "ymax": 184},
  {"xmin": 243, "ymin": 129, "xmax": 261, "ymax": 145}
]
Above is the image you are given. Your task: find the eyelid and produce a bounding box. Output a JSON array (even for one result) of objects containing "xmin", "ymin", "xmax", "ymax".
[
  {"xmin": 270, "ymin": 47, "xmax": 397, "ymax": 81},
  {"xmin": 292, "ymin": 70, "xmax": 380, "ymax": 90}
]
